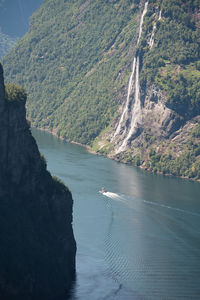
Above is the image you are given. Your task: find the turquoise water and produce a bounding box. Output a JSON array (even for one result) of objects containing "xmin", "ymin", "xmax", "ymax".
[{"xmin": 32, "ymin": 128, "xmax": 200, "ymax": 299}]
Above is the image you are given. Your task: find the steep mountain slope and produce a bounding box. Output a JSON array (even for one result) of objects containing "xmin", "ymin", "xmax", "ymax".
[
  {"xmin": 99, "ymin": 0, "xmax": 200, "ymax": 180},
  {"xmin": 0, "ymin": 63, "xmax": 76, "ymax": 299},
  {"xmin": 2, "ymin": 0, "xmax": 140, "ymax": 143},
  {"xmin": 2, "ymin": 0, "xmax": 200, "ymax": 180}
]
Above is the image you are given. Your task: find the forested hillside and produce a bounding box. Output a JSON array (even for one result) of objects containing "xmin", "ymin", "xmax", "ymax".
[
  {"xmin": 141, "ymin": 0, "xmax": 200, "ymax": 118},
  {"xmin": 3, "ymin": 0, "xmax": 140, "ymax": 143},
  {"xmin": 2, "ymin": 0, "xmax": 200, "ymax": 180}
]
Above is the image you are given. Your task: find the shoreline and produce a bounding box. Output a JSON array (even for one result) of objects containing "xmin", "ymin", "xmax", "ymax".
[
  {"xmin": 35, "ymin": 126, "xmax": 98, "ymax": 154},
  {"xmin": 33, "ymin": 126, "xmax": 200, "ymax": 184}
]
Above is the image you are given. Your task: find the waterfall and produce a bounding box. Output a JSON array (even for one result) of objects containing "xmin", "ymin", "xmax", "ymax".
[
  {"xmin": 112, "ymin": 2, "xmax": 148, "ymax": 152},
  {"xmin": 149, "ymin": 10, "xmax": 162, "ymax": 49},
  {"xmin": 137, "ymin": 2, "xmax": 148, "ymax": 45},
  {"xmin": 159, "ymin": 10, "xmax": 162, "ymax": 20},
  {"xmin": 149, "ymin": 23, "xmax": 156, "ymax": 49},
  {"xmin": 111, "ymin": 58, "xmax": 136, "ymax": 141},
  {"xmin": 117, "ymin": 57, "xmax": 141, "ymax": 153}
]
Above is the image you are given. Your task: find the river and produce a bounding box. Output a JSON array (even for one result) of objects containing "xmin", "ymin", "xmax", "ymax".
[{"xmin": 32, "ymin": 128, "xmax": 200, "ymax": 300}]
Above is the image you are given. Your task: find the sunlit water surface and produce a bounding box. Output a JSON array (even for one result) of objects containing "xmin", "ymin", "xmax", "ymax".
[{"xmin": 32, "ymin": 129, "xmax": 200, "ymax": 299}]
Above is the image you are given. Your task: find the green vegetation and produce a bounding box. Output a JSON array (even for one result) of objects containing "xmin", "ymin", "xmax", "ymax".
[
  {"xmin": 153, "ymin": 63, "xmax": 200, "ymax": 117},
  {"xmin": 134, "ymin": 0, "xmax": 200, "ymax": 180},
  {"xmin": 5, "ymin": 83, "xmax": 27, "ymax": 103},
  {"xmin": 119, "ymin": 137, "xmax": 200, "ymax": 180},
  {"xmin": 2, "ymin": 0, "xmax": 200, "ymax": 180},
  {"xmin": 3, "ymin": 0, "xmax": 140, "ymax": 145},
  {"xmin": 148, "ymin": 148, "xmax": 200, "ymax": 180},
  {"xmin": 140, "ymin": 0, "xmax": 200, "ymax": 117}
]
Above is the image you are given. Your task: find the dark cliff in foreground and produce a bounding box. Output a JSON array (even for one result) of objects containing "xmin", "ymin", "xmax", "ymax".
[{"xmin": 0, "ymin": 64, "xmax": 76, "ymax": 299}]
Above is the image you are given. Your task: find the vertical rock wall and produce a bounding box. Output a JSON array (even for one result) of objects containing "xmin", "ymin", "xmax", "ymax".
[{"xmin": 0, "ymin": 63, "xmax": 76, "ymax": 300}]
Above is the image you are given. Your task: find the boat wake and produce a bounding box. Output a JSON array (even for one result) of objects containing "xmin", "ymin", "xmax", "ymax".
[
  {"xmin": 140, "ymin": 198, "xmax": 200, "ymax": 217},
  {"xmin": 120, "ymin": 193, "xmax": 200, "ymax": 217},
  {"xmin": 103, "ymin": 192, "xmax": 120, "ymax": 198},
  {"xmin": 102, "ymin": 189, "xmax": 200, "ymax": 298},
  {"xmin": 100, "ymin": 191, "xmax": 200, "ymax": 217},
  {"xmin": 101, "ymin": 192, "xmax": 126, "ymax": 204}
]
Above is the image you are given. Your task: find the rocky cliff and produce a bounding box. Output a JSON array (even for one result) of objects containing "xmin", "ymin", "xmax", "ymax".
[
  {"xmin": 103, "ymin": 83, "xmax": 200, "ymax": 179},
  {"xmin": 0, "ymin": 63, "xmax": 76, "ymax": 299}
]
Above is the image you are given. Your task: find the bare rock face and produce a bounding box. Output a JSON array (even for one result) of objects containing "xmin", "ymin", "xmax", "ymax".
[
  {"xmin": 109, "ymin": 83, "xmax": 183, "ymax": 154},
  {"xmin": 0, "ymin": 63, "xmax": 76, "ymax": 300},
  {"xmin": 141, "ymin": 84, "xmax": 183, "ymax": 139}
]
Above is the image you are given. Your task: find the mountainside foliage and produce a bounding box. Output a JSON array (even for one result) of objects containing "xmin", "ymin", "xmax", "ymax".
[
  {"xmin": 2, "ymin": 0, "xmax": 141, "ymax": 144},
  {"xmin": 2, "ymin": 0, "xmax": 200, "ymax": 180},
  {"xmin": 141, "ymin": 0, "xmax": 200, "ymax": 118},
  {"xmin": 5, "ymin": 83, "xmax": 27, "ymax": 103}
]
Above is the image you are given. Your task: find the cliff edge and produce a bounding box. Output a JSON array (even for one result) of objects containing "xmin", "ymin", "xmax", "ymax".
[{"xmin": 0, "ymin": 63, "xmax": 76, "ymax": 299}]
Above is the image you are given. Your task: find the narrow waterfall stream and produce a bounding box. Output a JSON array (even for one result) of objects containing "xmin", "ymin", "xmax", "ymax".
[
  {"xmin": 137, "ymin": 2, "xmax": 148, "ymax": 44},
  {"xmin": 149, "ymin": 23, "xmax": 156, "ymax": 49},
  {"xmin": 159, "ymin": 10, "xmax": 162, "ymax": 20},
  {"xmin": 111, "ymin": 57, "xmax": 136, "ymax": 141},
  {"xmin": 149, "ymin": 10, "xmax": 162, "ymax": 49},
  {"xmin": 112, "ymin": 2, "xmax": 148, "ymax": 152},
  {"xmin": 118, "ymin": 57, "xmax": 141, "ymax": 152}
]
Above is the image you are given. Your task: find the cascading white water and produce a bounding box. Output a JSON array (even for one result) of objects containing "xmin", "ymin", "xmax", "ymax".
[
  {"xmin": 149, "ymin": 23, "xmax": 156, "ymax": 49},
  {"xmin": 159, "ymin": 10, "xmax": 162, "ymax": 20},
  {"xmin": 112, "ymin": 2, "xmax": 148, "ymax": 152},
  {"xmin": 118, "ymin": 57, "xmax": 141, "ymax": 152},
  {"xmin": 149, "ymin": 10, "xmax": 162, "ymax": 49},
  {"xmin": 111, "ymin": 58, "xmax": 136, "ymax": 141},
  {"xmin": 137, "ymin": 2, "xmax": 148, "ymax": 45}
]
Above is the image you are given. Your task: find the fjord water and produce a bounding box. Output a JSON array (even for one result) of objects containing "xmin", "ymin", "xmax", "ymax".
[{"xmin": 32, "ymin": 128, "xmax": 200, "ymax": 299}]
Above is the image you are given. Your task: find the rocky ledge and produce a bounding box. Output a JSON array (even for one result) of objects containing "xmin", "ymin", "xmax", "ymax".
[{"xmin": 0, "ymin": 63, "xmax": 76, "ymax": 300}]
